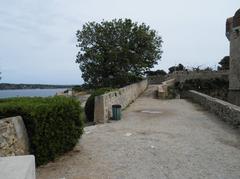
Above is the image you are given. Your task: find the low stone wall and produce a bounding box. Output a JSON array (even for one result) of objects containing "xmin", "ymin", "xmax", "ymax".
[
  {"xmin": 184, "ymin": 90, "xmax": 240, "ymax": 126},
  {"xmin": 148, "ymin": 75, "xmax": 166, "ymax": 84},
  {"xmin": 0, "ymin": 116, "xmax": 29, "ymax": 157},
  {"xmin": 157, "ymin": 79, "xmax": 175, "ymax": 99},
  {"xmin": 94, "ymin": 80, "xmax": 148, "ymax": 123},
  {"xmin": 166, "ymin": 70, "xmax": 229, "ymax": 83},
  {"xmin": 0, "ymin": 155, "xmax": 36, "ymax": 179}
]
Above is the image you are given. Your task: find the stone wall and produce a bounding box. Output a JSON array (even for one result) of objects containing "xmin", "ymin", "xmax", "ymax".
[
  {"xmin": 157, "ymin": 79, "xmax": 175, "ymax": 99},
  {"xmin": 0, "ymin": 155, "xmax": 36, "ymax": 179},
  {"xmin": 183, "ymin": 90, "xmax": 240, "ymax": 126},
  {"xmin": 148, "ymin": 75, "xmax": 166, "ymax": 84},
  {"xmin": 148, "ymin": 71, "xmax": 229, "ymax": 85},
  {"xmin": 226, "ymin": 8, "xmax": 240, "ymax": 108},
  {"xmin": 166, "ymin": 71, "xmax": 229, "ymax": 83},
  {"xmin": 94, "ymin": 80, "xmax": 148, "ymax": 123},
  {"xmin": 0, "ymin": 116, "xmax": 29, "ymax": 157}
]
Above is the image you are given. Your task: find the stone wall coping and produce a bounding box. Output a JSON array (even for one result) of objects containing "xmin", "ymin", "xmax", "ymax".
[
  {"xmin": 189, "ymin": 90, "xmax": 240, "ymax": 111},
  {"xmin": 185, "ymin": 90, "xmax": 240, "ymax": 126},
  {"xmin": 100, "ymin": 80, "xmax": 148, "ymax": 98}
]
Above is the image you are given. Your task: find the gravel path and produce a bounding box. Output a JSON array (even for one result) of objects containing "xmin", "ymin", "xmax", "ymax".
[{"xmin": 37, "ymin": 86, "xmax": 240, "ymax": 179}]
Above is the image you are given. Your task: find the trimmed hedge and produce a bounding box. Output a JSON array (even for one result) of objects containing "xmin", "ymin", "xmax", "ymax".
[
  {"xmin": 0, "ymin": 96, "xmax": 83, "ymax": 166},
  {"xmin": 85, "ymin": 88, "xmax": 114, "ymax": 122}
]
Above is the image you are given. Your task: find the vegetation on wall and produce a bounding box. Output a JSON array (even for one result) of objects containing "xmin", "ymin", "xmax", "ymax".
[
  {"xmin": 76, "ymin": 19, "xmax": 163, "ymax": 88},
  {"xmin": 176, "ymin": 78, "xmax": 229, "ymax": 101},
  {"xmin": 0, "ymin": 96, "xmax": 83, "ymax": 166},
  {"xmin": 145, "ymin": 69, "xmax": 167, "ymax": 76},
  {"xmin": 168, "ymin": 64, "xmax": 185, "ymax": 74}
]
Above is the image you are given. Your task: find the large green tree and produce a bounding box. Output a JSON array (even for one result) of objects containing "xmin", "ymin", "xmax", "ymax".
[{"xmin": 76, "ymin": 19, "xmax": 163, "ymax": 88}]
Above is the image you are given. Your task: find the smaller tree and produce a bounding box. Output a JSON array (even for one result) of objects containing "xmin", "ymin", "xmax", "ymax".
[
  {"xmin": 218, "ymin": 56, "xmax": 230, "ymax": 71},
  {"xmin": 145, "ymin": 69, "xmax": 167, "ymax": 76},
  {"xmin": 168, "ymin": 64, "xmax": 185, "ymax": 74}
]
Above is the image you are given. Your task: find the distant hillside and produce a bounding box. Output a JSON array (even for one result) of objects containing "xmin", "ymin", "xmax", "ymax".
[{"xmin": 0, "ymin": 83, "xmax": 74, "ymax": 90}]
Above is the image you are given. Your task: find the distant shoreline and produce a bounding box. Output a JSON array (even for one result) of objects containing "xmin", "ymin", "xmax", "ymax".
[{"xmin": 0, "ymin": 83, "xmax": 75, "ymax": 90}]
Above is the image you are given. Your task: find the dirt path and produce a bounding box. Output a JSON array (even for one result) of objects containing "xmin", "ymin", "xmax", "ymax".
[{"xmin": 37, "ymin": 86, "xmax": 240, "ymax": 179}]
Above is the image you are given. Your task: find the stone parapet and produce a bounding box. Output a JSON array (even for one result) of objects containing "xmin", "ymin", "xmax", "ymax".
[
  {"xmin": 157, "ymin": 79, "xmax": 175, "ymax": 99},
  {"xmin": 166, "ymin": 71, "xmax": 229, "ymax": 83},
  {"xmin": 94, "ymin": 80, "xmax": 148, "ymax": 123},
  {"xmin": 183, "ymin": 90, "xmax": 240, "ymax": 127}
]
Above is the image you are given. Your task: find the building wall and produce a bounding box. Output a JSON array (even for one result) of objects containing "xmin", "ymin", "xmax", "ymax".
[
  {"xmin": 229, "ymin": 32, "xmax": 240, "ymax": 90},
  {"xmin": 94, "ymin": 80, "xmax": 148, "ymax": 123}
]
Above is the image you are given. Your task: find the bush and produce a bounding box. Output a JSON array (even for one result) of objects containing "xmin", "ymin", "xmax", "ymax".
[
  {"xmin": 0, "ymin": 96, "xmax": 83, "ymax": 166},
  {"xmin": 176, "ymin": 78, "xmax": 229, "ymax": 101},
  {"xmin": 85, "ymin": 88, "xmax": 114, "ymax": 122}
]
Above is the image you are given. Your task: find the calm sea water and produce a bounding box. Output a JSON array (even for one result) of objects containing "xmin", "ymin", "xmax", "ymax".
[{"xmin": 0, "ymin": 88, "xmax": 67, "ymax": 99}]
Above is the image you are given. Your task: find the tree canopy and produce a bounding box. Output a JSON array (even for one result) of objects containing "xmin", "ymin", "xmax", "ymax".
[
  {"xmin": 218, "ymin": 56, "xmax": 230, "ymax": 71},
  {"xmin": 145, "ymin": 69, "xmax": 167, "ymax": 76},
  {"xmin": 168, "ymin": 64, "xmax": 185, "ymax": 74},
  {"xmin": 76, "ymin": 19, "xmax": 163, "ymax": 88}
]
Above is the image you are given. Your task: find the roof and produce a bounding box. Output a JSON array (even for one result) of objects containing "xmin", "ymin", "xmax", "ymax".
[{"xmin": 233, "ymin": 8, "xmax": 240, "ymax": 28}]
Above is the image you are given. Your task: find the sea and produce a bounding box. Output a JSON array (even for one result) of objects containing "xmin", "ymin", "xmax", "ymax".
[{"xmin": 0, "ymin": 88, "xmax": 67, "ymax": 99}]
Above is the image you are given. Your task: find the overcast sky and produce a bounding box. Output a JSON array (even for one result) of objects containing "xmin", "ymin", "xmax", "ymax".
[{"xmin": 0, "ymin": 0, "xmax": 239, "ymax": 84}]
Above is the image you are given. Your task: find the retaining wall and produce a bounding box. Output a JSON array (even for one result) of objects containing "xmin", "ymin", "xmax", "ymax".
[
  {"xmin": 148, "ymin": 75, "xmax": 166, "ymax": 84},
  {"xmin": 166, "ymin": 70, "xmax": 229, "ymax": 82},
  {"xmin": 94, "ymin": 80, "xmax": 148, "ymax": 123},
  {"xmin": 157, "ymin": 79, "xmax": 175, "ymax": 99},
  {"xmin": 184, "ymin": 90, "xmax": 240, "ymax": 126}
]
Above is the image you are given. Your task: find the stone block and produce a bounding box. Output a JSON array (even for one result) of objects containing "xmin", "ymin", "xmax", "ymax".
[
  {"xmin": 0, "ymin": 116, "xmax": 29, "ymax": 157},
  {"xmin": 0, "ymin": 155, "xmax": 35, "ymax": 179}
]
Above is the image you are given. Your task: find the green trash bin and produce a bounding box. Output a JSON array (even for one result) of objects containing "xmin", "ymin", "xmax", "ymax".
[{"xmin": 112, "ymin": 104, "xmax": 122, "ymax": 120}]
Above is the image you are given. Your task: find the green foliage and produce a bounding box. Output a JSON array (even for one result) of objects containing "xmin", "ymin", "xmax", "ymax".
[
  {"xmin": 168, "ymin": 64, "xmax": 185, "ymax": 74},
  {"xmin": 72, "ymin": 84, "xmax": 91, "ymax": 92},
  {"xmin": 85, "ymin": 88, "xmax": 114, "ymax": 122},
  {"xmin": 76, "ymin": 19, "xmax": 163, "ymax": 88},
  {"xmin": 0, "ymin": 96, "xmax": 83, "ymax": 166},
  {"xmin": 145, "ymin": 69, "xmax": 167, "ymax": 76},
  {"xmin": 218, "ymin": 56, "xmax": 230, "ymax": 71},
  {"xmin": 176, "ymin": 78, "xmax": 229, "ymax": 100},
  {"xmin": 166, "ymin": 86, "xmax": 178, "ymax": 99}
]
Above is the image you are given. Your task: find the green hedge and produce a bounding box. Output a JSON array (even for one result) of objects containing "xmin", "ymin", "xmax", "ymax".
[
  {"xmin": 0, "ymin": 96, "xmax": 83, "ymax": 166},
  {"xmin": 85, "ymin": 88, "xmax": 114, "ymax": 122},
  {"xmin": 175, "ymin": 78, "xmax": 229, "ymax": 101}
]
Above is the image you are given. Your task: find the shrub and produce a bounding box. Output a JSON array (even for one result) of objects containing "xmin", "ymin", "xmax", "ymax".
[
  {"xmin": 176, "ymin": 78, "xmax": 229, "ymax": 101},
  {"xmin": 0, "ymin": 96, "xmax": 83, "ymax": 166},
  {"xmin": 85, "ymin": 88, "xmax": 114, "ymax": 122}
]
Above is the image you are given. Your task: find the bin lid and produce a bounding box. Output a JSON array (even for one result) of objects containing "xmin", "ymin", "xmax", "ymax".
[{"xmin": 112, "ymin": 104, "xmax": 121, "ymax": 108}]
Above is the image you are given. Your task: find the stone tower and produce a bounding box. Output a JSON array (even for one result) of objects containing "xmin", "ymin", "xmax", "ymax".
[{"xmin": 226, "ymin": 9, "xmax": 240, "ymax": 106}]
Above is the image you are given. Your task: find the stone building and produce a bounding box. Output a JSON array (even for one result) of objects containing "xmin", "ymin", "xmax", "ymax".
[{"xmin": 226, "ymin": 8, "xmax": 240, "ymax": 106}]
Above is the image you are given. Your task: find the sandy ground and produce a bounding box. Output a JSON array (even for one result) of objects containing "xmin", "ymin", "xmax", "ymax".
[{"xmin": 37, "ymin": 86, "xmax": 240, "ymax": 179}]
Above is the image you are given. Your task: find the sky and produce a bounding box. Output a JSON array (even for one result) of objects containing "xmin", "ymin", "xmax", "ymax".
[{"xmin": 0, "ymin": 0, "xmax": 239, "ymax": 85}]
